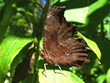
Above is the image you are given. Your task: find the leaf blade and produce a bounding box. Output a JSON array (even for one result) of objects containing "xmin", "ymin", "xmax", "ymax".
[
  {"xmin": 39, "ymin": 69, "xmax": 84, "ymax": 83},
  {"xmin": 0, "ymin": 35, "xmax": 32, "ymax": 82},
  {"xmin": 77, "ymin": 32, "xmax": 101, "ymax": 60}
]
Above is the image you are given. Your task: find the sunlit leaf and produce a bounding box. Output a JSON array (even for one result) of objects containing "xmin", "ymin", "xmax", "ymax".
[
  {"xmin": 106, "ymin": 68, "xmax": 110, "ymax": 83},
  {"xmin": 65, "ymin": 7, "xmax": 88, "ymax": 23},
  {"xmin": 0, "ymin": 35, "xmax": 32, "ymax": 82},
  {"xmin": 39, "ymin": 69, "xmax": 84, "ymax": 83},
  {"xmin": 77, "ymin": 32, "xmax": 101, "ymax": 60},
  {"xmin": 96, "ymin": 74, "xmax": 106, "ymax": 83}
]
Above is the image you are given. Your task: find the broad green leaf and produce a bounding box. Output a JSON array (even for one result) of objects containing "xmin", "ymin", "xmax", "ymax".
[
  {"xmin": 0, "ymin": 35, "xmax": 32, "ymax": 82},
  {"xmin": 77, "ymin": 32, "xmax": 101, "ymax": 60},
  {"xmin": 65, "ymin": 7, "xmax": 88, "ymax": 23},
  {"xmin": 10, "ymin": 43, "xmax": 31, "ymax": 78},
  {"xmin": 96, "ymin": 74, "xmax": 106, "ymax": 83},
  {"xmin": 106, "ymin": 68, "xmax": 110, "ymax": 83},
  {"xmin": 39, "ymin": 69, "xmax": 84, "ymax": 83},
  {"xmin": 87, "ymin": 0, "xmax": 110, "ymax": 15}
]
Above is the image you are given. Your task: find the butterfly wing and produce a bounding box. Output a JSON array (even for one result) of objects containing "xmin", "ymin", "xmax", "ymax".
[{"xmin": 40, "ymin": 6, "xmax": 90, "ymax": 67}]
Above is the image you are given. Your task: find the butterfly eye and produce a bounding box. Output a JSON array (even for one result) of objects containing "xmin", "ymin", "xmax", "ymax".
[{"xmin": 54, "ymin": 6, "xmax": 58, "ymax": 9}]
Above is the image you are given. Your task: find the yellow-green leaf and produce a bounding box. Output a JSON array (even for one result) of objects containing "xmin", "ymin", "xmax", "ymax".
[{"xmin": 77, "ymin": 32, "xmax": 101, "ymax": 60}]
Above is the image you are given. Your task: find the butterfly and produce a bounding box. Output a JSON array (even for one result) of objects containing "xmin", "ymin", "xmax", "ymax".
[{"xmin": 39, "ymin": 6, "xmax": 90, "ymax": 67}]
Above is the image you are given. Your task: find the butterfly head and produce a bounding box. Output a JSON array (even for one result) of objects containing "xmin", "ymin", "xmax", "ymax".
[{"xmin": 48, "ymin": 6, "xmax": 66, "ymax": 16}]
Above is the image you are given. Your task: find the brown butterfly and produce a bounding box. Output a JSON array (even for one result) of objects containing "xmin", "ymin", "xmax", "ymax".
[{"xmin": 39, "ymin": 6, "xmax": 90, "ymax": 67}]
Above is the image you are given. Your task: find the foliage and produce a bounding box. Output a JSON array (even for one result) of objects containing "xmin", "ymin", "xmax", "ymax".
[{"xmin": 0, "ymin": 0, "xmax": 110, "ymax": 83}]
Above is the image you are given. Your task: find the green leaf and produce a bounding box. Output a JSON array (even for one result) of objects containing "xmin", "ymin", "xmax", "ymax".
[
  {"xmin": 65, "ymin": 7, "xmax": 88, "ymax": 23},
  {"xmin": 106, "ymin": 68, "xmax": 110, "ymax": 83},
  {"xmin": 39, "ymin": 69, "xmax": 84, "ymax": 83},
  {"xmin": 0, "ymin": 35, "xmax": 32, "ymax": 82},
  {"xmin": 0, "ymin": 0, "xmax": 19, "ymax": 42},
  {"xmin": 50, "ymin": 0, "xmax": 59, "ymax": 6},
  {"xmin": 10, "ymin": 43, "xmax": 31, "ymax": 78},
  {"xmin": 77, "ymin": 32, "xmax": 101, "ymax": 60},
  {"xmin": 22, "ymin": 73, "xmax": 38, "ymax": 83},
  {"xmin": 96, "ymin": 74, "xmax": 106, "ymax": 83}
]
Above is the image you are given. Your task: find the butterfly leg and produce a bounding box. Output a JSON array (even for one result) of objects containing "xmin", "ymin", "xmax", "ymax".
[
  {"xmin": 43, "ymin": 63, "xmax": 48, "ymax": 77},
  {"xmin": 55, "ymin": 64, "xmax": 67, "ymax": 77},
  {"xmin": 42, "ymin": 63, "xmax": 48, "ymax": 82}
]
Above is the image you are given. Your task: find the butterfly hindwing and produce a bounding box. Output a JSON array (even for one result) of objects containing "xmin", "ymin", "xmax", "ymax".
[{"xmin": 40, "ymin": 6, "xmax": 90, "ymax": 67}]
